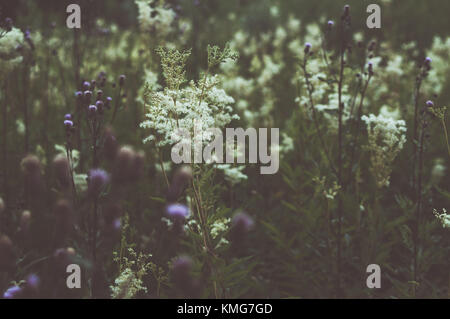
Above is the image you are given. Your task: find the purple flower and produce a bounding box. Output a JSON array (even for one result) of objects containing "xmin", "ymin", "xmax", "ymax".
[
  {"xmin": 113, "ymin": 218, "xmax": 121, "ymax": 230},
  {"xmin": 88, "ymin": 104, "xmax": 97, "ymax": 113},
  {"xmin": 105, "ymin": 96, "xmax": 112, "ymax": 109},
  {"xmin": 83, "ymin": 81, "xmax": 91, "ymax": 90},
  {"xmin": 84, "ymin": 90, "xmax": 92, "ymax": 100},
  {"xmin": 327, "ymin": 20, "xmax": 334, "ymax": 27},
  {"xmin": 26, "ymin": 274, "xmax": 40, "ymax": 289},
  {"xmin": 5, "ymin": 17, "xmax": 13, "ymax": 31},
  {"xmin": 231, "ymin": 212, "xmax": 254, "ymax": 239},
  {"xmin": 304, "ymin": 42, "xmax": 312, "ymax": 54},
  {"xmin": 3, "ymin": 285, "xmax": 22, "ymax": 299},
  {"xmin": 64, "ymin": 113, "xmax": 72, "ymax": 120},
  {"xmin": 75, "ymin": 91, "xmax": 83, "ymax": 98},
  {"xmin": 166, "ymin": 203, "xmax": 190, "ymax": 220},
  {"xmin": 119, "ymin": 75, "xmax": 126, "ymax": 86},
  {"xmin": 64, "ymin": 120, "xmax": 73, "ymax": 127},
  {"xmin": 88, "ymin": 169, "xmax": 110, "ymax": 196},
  {"xmin": 426, "ymin": 100, "xmax": 434, "ymax": 108},
  {"xmin": 96, "ymin": 90, "xmax": 103, "ymax": 99}
]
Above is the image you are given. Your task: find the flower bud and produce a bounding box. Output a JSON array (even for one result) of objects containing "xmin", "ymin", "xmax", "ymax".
[
  {"xmin": 304, "ymin": 42, "xmax": 312, "ymax": 54},
  {"xmin": 119, "ymin": 75, "xmax": 126, "ymax": 87},
  {"xmin": 103, "ymin": 127, "xmax": 118, "ymax": 161},
  {"xmin": 172, "ymin": 255, "xmax": 193, "ymax": 291},
  {"xmin": 88, "ymin": 169, "xmax": 110, "ymax": 197},
  {"xmin": 53, "ymin": 155, "xmax": 71, "ymax": 190},
  {"xmin": 19, "ymin": 210, "xmax": 32, "ymax": 233},
  {"xmin": 230, "ymin": 212, "xmax": 254, "ymax": 242},
  {"xmin": 167, "ymin": 166, "xmax": 192, "ymax": 202}
]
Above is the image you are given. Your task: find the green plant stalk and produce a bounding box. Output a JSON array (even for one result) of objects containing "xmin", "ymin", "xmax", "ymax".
[{"xmin": 441, "ymin": 119, "xmax": 450, "ymax": 158}]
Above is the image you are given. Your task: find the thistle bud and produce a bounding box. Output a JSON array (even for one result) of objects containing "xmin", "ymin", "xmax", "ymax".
[
  {"xmin": 53, "ymin": 155, "xmax": 71, "ymax": 190},
  {"xmin": 88, "ymin": 104, "xmax": 97, "ymax": 117},
  {"xmin": 167, "ymin": 165, "xmax": 192, "ymax": 202},
  {"xmin": 105, "ymin": 96, "xmax": 112, "ymax": 109},
  {"xmin": 83, "ymin": 81, "xmax": 91, "ymax": 90},
  {"xmin": 103, "ymin": 127, "xmax": 118, "ymax": 161},
  {"xmin": 88, "ymin": 169, "xmax": 110, "ymax": 197},
  {"xmin": 119, "ymin": 75, "xmax": 126, "ymax": 87},
  {"xmin": 304, "ymin": 42, "xmax": 312, "ymax": 54},
  {"xmin": 96, "ymin": 90, "xmax": 103, "ymax": 100},
  {"xmin": 171, "ymin": 255, "xmax": 194, "ymax": 293},
  {"xmin": 230, "ymin": 212, "xmax": 254, "ymax": 242},
  {"xmin": 5, "ymin": 17, "xmax": 13, "ymax": 31}
]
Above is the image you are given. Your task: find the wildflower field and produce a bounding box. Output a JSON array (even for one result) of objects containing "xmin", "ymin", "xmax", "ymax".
[{"xmin": 0, "ymin": 0, "xmax": 449, "ymax": 299}]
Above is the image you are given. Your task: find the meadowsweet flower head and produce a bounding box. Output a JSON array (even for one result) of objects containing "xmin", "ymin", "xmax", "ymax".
[
  {"xmin": 0, "ymin": 25, "xmax": 25, "ymax": 77},
  {"xmin": 362, "ymin": 113, "xmax": 407, "ymax": 188},
  {"xmin": 433, "ymin": 208, "xmax": 450, "ymax": 229}
]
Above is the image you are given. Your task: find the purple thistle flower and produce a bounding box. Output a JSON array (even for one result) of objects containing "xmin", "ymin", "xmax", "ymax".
[
  {"xmin": 88, "ymin": 104, "xmax": 97, "ymax": 113},
  {"xmin": 88, "ymin": 169, "xmax": 110, "ymax": 196},
  {"xmin": 426, "ymin": 100, "xmax": 434, "ymax": 108},
  {"xmin": 327, "ymin": 20, "xmax": 334, "ymax": 27},
  {"xmin": 84, "ymin": 90, "xmax": 92, "ymax": 99},
  {"xmin": 64, "ymin": 113, "xmax": 72, "ymax": 120},
  {"xmin": 304, "ymin": 42, "xmax": 312, "ymax": 54},
  {"xmin": 75, "ymin": 91, "xmax": 83, "ymax": 98},
  {"xmin": 3, "ymin": 285, "xmax": 22, "ymax": 299},
  {"xmin": 230, "ymin": 212, "xmax": 254, "ymax": 240},
  {"xmin": 166, "ymin": 203, "xmax": 190, "ymax": 220},
  {"xmin": 64, "ymin": 120, "xmax": 73, "ymax": 127},
  {"xmin": 105, "ymin": 96, "xmax": 112, "ymax": 109},
  {"xmin": 5, "ymin": 17, "xmax": 13, "ymax": 31},
  {"xmin": 83, "ymin": 81, "xmax": 91, "ymax": 90},
  {"xmin": 26, "ymin": 274, "xmax": 40, "ymax": 289},
  {"xmin": 119, "ymin": 75, "xmax": 126, "ymax": 87}
]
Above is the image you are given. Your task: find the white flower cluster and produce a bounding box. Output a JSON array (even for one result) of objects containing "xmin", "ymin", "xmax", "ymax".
[
  {"xmin": 424, "ymin": 37, "xmax": 450, "ymax": 95},
  {"xmin": 135, "ymin": 0, "xmax": 176, "ymax": 37},
  {"xmin": 0, "ymin": 27, "xmax": 24, "ymax": 77},
  {"xmin": 362, "ymin": 113, "xmax": 407, "ymax": 188},
  {"xmin": 140, "ymin": 75, "xmax": 239, "ymax": 147},
  {"xmin": 216, "ymin": 164, "xmax": 248, "ymax": 185},
  {"xmin": 110, "ymin": 267, "xmax": 147, "ymax": 299},
  {"xmin": 433, "ymin": 208, "xmax": 450, "ymax": 229}
]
